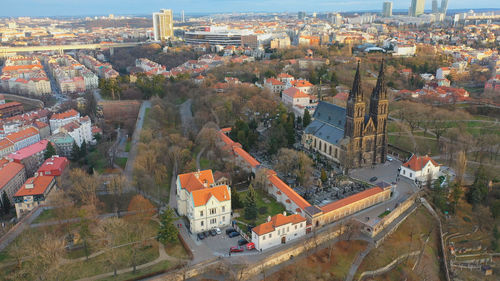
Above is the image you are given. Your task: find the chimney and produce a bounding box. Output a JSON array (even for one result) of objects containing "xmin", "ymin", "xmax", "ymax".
[
  {"xmin": 203, "ymin": 179, "xmax": 208, "ymax": 188},
  {"xmin": 25, "ymin": 182, "xmax": 34, "ymax": 189},
  {"xmin": 194, "ymin": 170, "xmax": 200, "ymax": 179},
  {"xmin": 283, "ymin": 211, "xmax": 287, "ymax": 216},
  {"xmin": 267, "ymin": 216, "xmax": 271, "ymax": 222}
]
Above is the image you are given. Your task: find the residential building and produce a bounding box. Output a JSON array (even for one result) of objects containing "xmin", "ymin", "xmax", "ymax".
[
  {"xmin": 49, "ymin": 109, "xmax": 80, "ymax": 132},
  {"xmin": 393, "ymin": 44, "xmax": 417, "ymax": 57},
  {"xmin": 252, "ymin": 213, "xmax": 307, "ymax": 251},
  {"xmin": 48, "ymin": 133, "xmax": 74, "ymax": 157},
  {"xmin": 5, "ymin": 126, "xmax": 40, "ymax": 151},
  {"xmin": 0, "ymin": 138, "xmax": 15, "ymax": 158},
  {"xmin": 55, "ymin": 116, "xmax": 93, "ymax": 147},
  {"xmin": 13, "ymin": 175, "xmax": 56, "ymax": 218},
  {"xmin": 409, "ymin": 0, "xmax": 426, "ymax": 17},
  {"xmin": 0, "ymin": 102, "xmax": 23, "ymax": 118},
  {"xmin": 8, "ymin": 139, "xmax": 49, "ymax": 176},
  {"xmin": 0, "ymin": 56, "xmax": 51, "ymax": 96},
  {"xmin": 432, "ymin": 0, "xmax": 439, "ymax": 13},
  {"xmin": 37, "ymin": 156, "xmax": 69, "ymax": 177},
  {"xmin": 282, "ymin": 87, "xmax": 311, "ymax": 108},
  {"xmin": 264, "ymin": 78, "xmax": 284, "ymax": 94},
  {"xmin": 400, "ymin": 154, "xmax": 441, "ymax": 186},
  {"xmin": 176, "ymin": 170, "xmax": 232, "ymax": 233},
  {"xmin": 436, "ymin": 67, "xmax": 451, "ymax": 80},
  {"xmin": 153, "ymin": 9, "xmax": 174, "ymax": 41},
  {"xmin": 383, "ymin": 2, "xmax": 393, "ymax": 17},
  {"xmin": 0, "ymin": 160, "xmax": 27, "ymax": 204}
]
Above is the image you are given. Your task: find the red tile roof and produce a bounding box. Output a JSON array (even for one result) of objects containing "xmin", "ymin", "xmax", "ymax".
[
  {"xmin": 50, "ymin": 109, "xmax": 79, "ymax": 120},
  {"xmin": 252, "ymin": 213, "xmax": 306, "ymax": 236},
  {"xmin": 0, "ymin": 138, "xmax": 14, "ymax": 150},
  {"xmin": 191, "ymin": 184, "xmax": 230, "ymax": 207},
  {"xmin": 233, "ymin": 146, "xmax": 260, "ymax": 168},
  {"xmin": 15, "ymin": 175, "xmax": 54, "ymax": 197},
  {"xmin": 402, "ymin": 155, "xmax": 439, "ymax": 171},
  {"xmin": 178, "ymin": 169, "xmax": 215, "ymax": 193},
  {"xmin": 283, "ymin": 87, "xmax": 310, "ymax": 99},
  {"xmin": 320, "ymin": 187, "xmax": 384, "ymax": 213},
  {"xmin": 267, "ymin": 170, "xmax": 311, "ymax": 210},
  {"xmin": 6, "ymin": 127, "xmax": 39, "ymax": 143},
  {"xmin": 0, "ymin": 102, "xmax": 22, "ymax": 110},
  {"xmin": 0, "ymin": 161, "xmax": 24, "ymax": 189}
]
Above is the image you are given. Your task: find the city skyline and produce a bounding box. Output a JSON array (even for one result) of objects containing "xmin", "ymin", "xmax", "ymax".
[{"xmin": 1, "ymin": 0, "xmax": 499, "ymax": 17}]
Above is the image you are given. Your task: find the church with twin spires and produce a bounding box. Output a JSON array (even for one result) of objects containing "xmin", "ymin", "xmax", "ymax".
[{"xmin": 302, "ymin": 60, "xmax": 389, "ymax": 168}]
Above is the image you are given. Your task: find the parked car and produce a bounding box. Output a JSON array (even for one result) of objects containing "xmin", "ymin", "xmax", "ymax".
[
  {"xmin": 209, "ymin": 229, "xmax": 217, "ymax": 236},
  {"xmin": 369, "ymin": 176, "xmax": 378, "ymax": 182},
  {"xmin": 228, "ymin": 231, "xmax": 240, "ymax": 238},
  {"xmin": 387, "ymin": 155, "xmax": 393, "ymax": 162},
  {"xmin": 203, "ymin": 231, "xmax": 209, "ymax": 238},
  {"xmin": 246, "ymin": 242, "xmax": 256, "ymax": 250},
  {"xmin": 226, "ymin": 228, "xmax": 236, "ymax": 235},
  {"xmin": 230, "ymin": 246, "xmax": 244, "ymax": 253},
  {"xmin": 215, "ymin": 227, "xmax": 222, "ymax": 235},
  {"xmin": 197, "ymin": 233, "xmax": 205, "ymax": 240},
  {"xmin": 238, "ymin": 239, "xmax": 249, "ymax": 246}
]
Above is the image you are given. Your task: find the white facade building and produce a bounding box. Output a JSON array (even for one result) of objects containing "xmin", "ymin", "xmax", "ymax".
[
  {"xmin": 251, "ymin": 213, "xmax": 306, "ymax": 251},
  {"xmin": 400, "ymin": 155, "xmax": 441, "ymax": 186},
  {"xmin": 176, "ymin": 170, "xmax": 232, "ymax": 233},
  {"xmin": 49, "ymin": 109, "xmax": 80, "ymax": 132}
]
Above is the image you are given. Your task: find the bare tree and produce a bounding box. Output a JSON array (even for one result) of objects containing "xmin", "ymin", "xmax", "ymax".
[
  {"xmin": 455, "ymin": 150, "xmax": 467, "ymax": 186},
  {"xmin": 107, "ymin": 175, "xmax": 126, "ymax": 216}
]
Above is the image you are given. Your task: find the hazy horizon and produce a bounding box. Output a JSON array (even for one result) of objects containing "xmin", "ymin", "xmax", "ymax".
[{"xmin": 1, "ymin": 0, "xmax": 499, "ymax": 17}]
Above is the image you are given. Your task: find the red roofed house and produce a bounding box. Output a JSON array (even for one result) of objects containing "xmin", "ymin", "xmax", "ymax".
[
  {"xmin": 8, "ymin": 139, "xmax": 49, "ymax": 176},
  {"xmin": 264, "ymin": 78, "xmax": 284, "ymax": 94},
  {"xmin": 0, "ymin": 102, "xmax": 24, "ymax": 118},
  {"xmin": 251, "ymin": 213, "xmax": 307, "ymax": 251},
  {"xmin": 49, "ymin": 109, "xmax": 80, "ymax": 132},
  {"xmin": 176, "ymin": 169, "xmax": 232, "ymax": 233},
  {"xmin": 0, "ymin": 160, "xmax": 27, "ymax": 205},
  {"xmin": 5, "ymin": 126, "xmax": 40, "ymax": 151},
  {"xmin": 400, "ymin": 154, "xmax": 441, "ymax": 186},
  {"xmin": 37, "ymin": 156, "xmax": 69, "ymax": 177},
  {"xmin": 282, "ymin": 87, "xmax": 311, "ymax": 107},
  {"xmin": 13, "ymin": 175, "xmax": 56, "ymax": 218}
]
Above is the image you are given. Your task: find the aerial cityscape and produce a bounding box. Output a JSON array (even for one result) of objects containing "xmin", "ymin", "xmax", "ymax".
[{"xmin": 0, "ymin": 0, "xmax": 499, "ymax": 280}]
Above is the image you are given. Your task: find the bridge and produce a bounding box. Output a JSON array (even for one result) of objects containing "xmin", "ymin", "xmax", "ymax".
[{"xmin": 0, "ymin": 42, "xmax": 144, "ymax": 57}]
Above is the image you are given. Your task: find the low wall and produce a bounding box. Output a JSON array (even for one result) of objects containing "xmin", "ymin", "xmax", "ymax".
[
  {"xmin": 357, "ymin": 250, "xmax": 421, "ymax": 281},
  {"xmin": 371, "ymin": 192, "xmax": 419, "ymax": 238},
  {"xmin": 177, "ymin": 233, "xmax": 194, "ymax": 260}
]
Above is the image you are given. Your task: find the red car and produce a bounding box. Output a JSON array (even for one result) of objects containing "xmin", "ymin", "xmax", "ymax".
[
  {"xmin": 230, "ymin": 246, "xmax": 244, "ymax": 253},
  {"xmin": 246, "ymin": 242, "xmax": 255, "ymax": 250}
]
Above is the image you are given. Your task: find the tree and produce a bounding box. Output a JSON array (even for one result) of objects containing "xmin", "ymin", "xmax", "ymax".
[
  {"xmin": 320, "ymin": 169, "xmax": 328, "ymax": 183},
  {"xmin": 231, "ymin": 187, "xmax": 243, "ymax": 209},
  {"xmin": 107, "ymin": 175, "xmax": 126, "ymax": 216},
  {"xmin": 455, "ymin": 150, "xmax": 467, "ymax": 186},
  {"xmin": 79, "ymin": 141, "xmax": 87, "ymax": 159},
  {"xmin": 44, "ymin": 142, "xmax": 56, "ymax": 160},
  {"xmin": 303, "ymin": 109, "xmax": 311, "ymax": 127},
  {"xmin": 71, "ymin": 142, "xmax": 80, "ymax": 160},
  {"xmin": 244, "ymin": 184, "xmax": 257, "ymax": 220},
  {"xmin": 95, "ymin": 217, "xmax": 127, "ymax": 277},
  {"xmin": 2, "ymin": 191, "xmax": 11, "ymax": 214},
  {"xmin": 157, "ymin": 207, "xmax": 178, "ymax": 244}
]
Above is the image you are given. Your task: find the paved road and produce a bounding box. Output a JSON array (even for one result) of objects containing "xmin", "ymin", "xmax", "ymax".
[
  {"xmin": 179, "ymin": 99, "xmax": 196, "ymax": 137},
  {"xmin": 346, "ymin": 243, "xmax": 375, "ymax": 281}
]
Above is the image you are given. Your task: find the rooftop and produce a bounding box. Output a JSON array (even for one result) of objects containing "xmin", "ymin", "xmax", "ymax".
[
  {"xmin": 8, "ymin": 139, "xmax": 48, "ymax": 160},
  {"xmin": 191, "ymin": 184, "xmax": 230, "ymax": 207},
  {"xmin": 252, "ymin": 213, "xmax": 306, "ymax": 236},
  {"xmin": 14, "ymin": 175, "xmax": 54, "ymax": 197},
  {"xmin": 0, "ymin": 161, "xmax": 24, "ymax": 189}
]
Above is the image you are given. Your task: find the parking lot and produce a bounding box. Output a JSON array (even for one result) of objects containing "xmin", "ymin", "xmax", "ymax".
[{"xmin": 188, "ymin": 226, "xmax": 258, "ymax": 256}]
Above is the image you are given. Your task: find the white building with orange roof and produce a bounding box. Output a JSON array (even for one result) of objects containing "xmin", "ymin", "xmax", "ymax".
[
  {"xmin": 400, "ymin": 154, "xmax": 441, "ymax": 186},
  {"xmin": 282, "ymin": 87, "xmax": 311, "ymax": 108},
  {"xmin": 5, "ymin": 126, "xmax": 40, "ymax": 151},
  {"xmin": 251, "ymin": 213, "xmax": 306, "ymax": 251},
  {"xmin": 263, "ymin": 78, "xmax": 284, "ymax": 94},
  {"xmin": 49, "ymin": 109, "xmax": 80, "ymax": 132},
  {"xmin": 13, "ymin": 175, "xmax": 56, "ymax": 218},
  {"xmin": 289, "ymin": 79, "xmax": 314, "ymax": 94},
  {"xmin": 277, "ymin": 73, "xmax": 295, "ymax": 85},
  {"xmin": 176, "ymin": 169, "xmax": 232, "ymax": 233}
]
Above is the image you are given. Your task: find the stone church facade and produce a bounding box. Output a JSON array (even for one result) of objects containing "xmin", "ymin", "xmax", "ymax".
[{"xmin": 302, "ymin": 60, "xmax": 388, "ymax": 168}]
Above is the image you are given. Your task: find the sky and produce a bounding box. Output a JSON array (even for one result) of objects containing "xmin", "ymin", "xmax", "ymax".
[{"xmin": 1, "ymin": 0, "xmax": 499, "ymax": 17}]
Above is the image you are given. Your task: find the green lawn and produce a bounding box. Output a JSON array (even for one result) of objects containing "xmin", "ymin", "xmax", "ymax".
[
  {"xmin": 88, "ymin": 149, "xmax": 109, "ymax": 174},
  {"xmin": 99, "ymin": 260, "xmax": 177, "ymax": 281},
  {"xmin": 115, "ymin": 157, "xmax": 128, "ymax": 169},
  {"xmin": 143, "ymin": 108, "xmax": 152, "ymax": 129},
  {"xmin": 237, "ymin": 190, "xmax": 286, "ymax": 226},
  {"xmin": 388, "ymin": 135, "xmax": 440, "ymax": 156},
  {"xmin": 199, "ymin": 157, "xmax": 212, "ymax": 170},
  {"xmin": 32, "ymin": 209, "xmax": 57, "ymax": 224},
  {"xmin": 379, "ymin": 210, "xmax": 391, "ymax": 218}
]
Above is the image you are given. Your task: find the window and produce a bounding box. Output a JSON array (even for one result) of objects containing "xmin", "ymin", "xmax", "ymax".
[
  {"xmin": 295, "ymin": 225, "xmax": 297, "ymax": 230},
  {"xmin": 269, "ymin": 233, "xmax": 272, "ymax": 238},
  {"xmin": 278, "ymin": 229, "xmax": 280, "ymax": 235},
  {"xmin": 210, "ymin": 218, "xmax": 216, "ymax": 224},
  {"xmin": 201, "ymin": 221, "xmax": 204, "ymax": 226},
  {"xmin": 222, "ymin": 206, "xmax": 225, "ymax": 212},
  {"xmin": 410, "ymin": 173, "xmax": 413, "ymax": 177},
  {"xmin": 210, "ymin": 208, "xmax": 216, "ymax": 215},
  {"xmin": 300, "ymin": 223, "xmax": 302, "ymax": 228},
  {"xmin": 263, "ymin": 235, "xmax": 266, "ymax": 240},
  {"xmin": 222, "ymin": 216, "xmax": 225, "ymax": 222},
  {"xmin": 403, "ymin": 170, "xmax": 406, "ymax": 175},
  {"xmin": 200, "ymin": 211, "xmax": 204, "ymax": 217},
  {"xmin": 287, "ymin": 227, "xmax": 289, "ymax": 232}
]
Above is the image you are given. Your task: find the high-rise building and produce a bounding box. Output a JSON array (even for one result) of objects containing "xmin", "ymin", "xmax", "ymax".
[
  {"xmin": 409, "ymin": 0, "xmax": 426, "ymax": 17},
  {"xmin": 181, "ymin": 10, "xmax": 185, "ymax": 23},
  {"xmin": 432, "ymin": 0, "xmax": 439, "ymax": 13},
  {"xmin": 382, "ymin": 2, "xmax": 393, "ymax": 17},
  {"xmin": 298, "ymin": 11, "xmax": 306, "ymax": 20},
  {"xmin": 440, "ymin": 0, "xmax": 449, "ymax": 14},
  {"xmin": 153, "ymin": 9, "xmax": 173, "ymax": 41}
]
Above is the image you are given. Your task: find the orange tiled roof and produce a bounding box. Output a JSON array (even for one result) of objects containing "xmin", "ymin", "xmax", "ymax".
[
  {"xmin": 320, "ymin": 187, "xmax": 384, "ymax": 213},
  {"xmin": 0, "ymin": 161, "xmax": 24, "ymax": 189},
  {"xmin": 266, "ymin": 78, "xmax": 283, "ymax": 86},
  {"xmin": 191, "ymin": 184, "xmax": 230, "ymax": 207},
  {"xmin": 267, "ymin": 170, "xmax": 311, "ymax": 210},
  {"xmin": 6, "ymin": 127, "xmax": 38, "ymax": 143},
  {"xmin": 178, "ymin": 169, "xmax": 215, "ymax": 193},
  {"xmin": 291, "ymin": 80, "xmax": 313, "ymax": 88},
  {"xmin": 0, "ymin": 138, "xmax": 14, "ymax": 150},
  {"xmin": 50, "ymin": 109, "xmax": 79, "ymax": 120},
  {"xmin": 233, "ymin": 146, "xmax": 260, "ymax": 168},
  {"xmin": 14, "ymin": 175, "xmax": 54, "ymax": 197},
  {"xmin": 283, "ymin": 87, "xmax": 310, "ymax": 99},
  {"xmin": 0, "ymin": 102, "xmax": 22, "ymax": 110},
  {"xmin": 402, "ymin": 155, "xmax": 439, "ymax": 171},
  {"xmin": 252, "ymin": 213, "xmax": 306, "ymax": 236}
]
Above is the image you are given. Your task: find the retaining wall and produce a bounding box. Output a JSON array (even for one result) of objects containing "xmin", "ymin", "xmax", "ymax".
[{"xmin": 357, "ymin": 250, "xmax": 421, "ymax": 281}]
